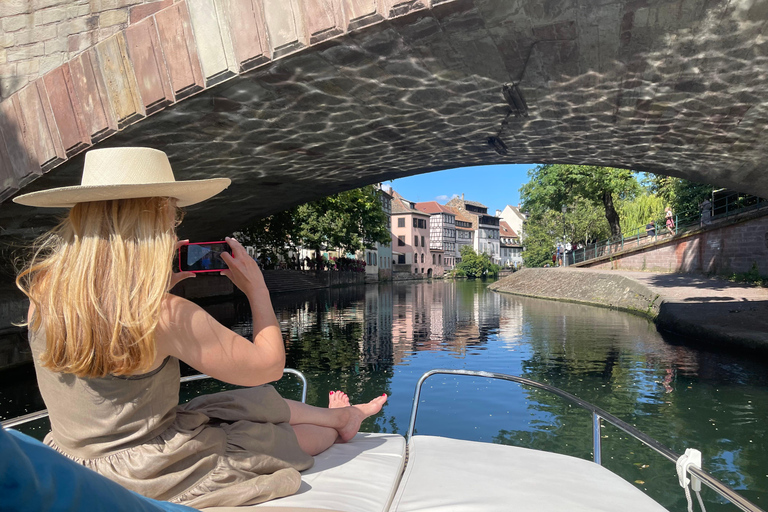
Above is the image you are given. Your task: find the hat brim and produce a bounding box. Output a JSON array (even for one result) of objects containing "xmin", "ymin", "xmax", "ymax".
[{"xmin": 12, "ymin": 178, "xmax": 231, "ymax": 208}]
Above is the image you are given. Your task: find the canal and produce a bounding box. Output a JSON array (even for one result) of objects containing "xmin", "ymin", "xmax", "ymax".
[{"xmin": 1, "ymin": 279, "xmax": 766, "ymax": 511}]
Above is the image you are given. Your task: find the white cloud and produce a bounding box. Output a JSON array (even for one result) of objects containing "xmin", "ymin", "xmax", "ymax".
[{"xmin": 435, "ymin": 194, "xmax": 459, "ymax": 202}]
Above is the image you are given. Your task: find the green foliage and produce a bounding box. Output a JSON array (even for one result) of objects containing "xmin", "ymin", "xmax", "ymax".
[
  {"xmin": 522, "ymin": 211, "xmax": 561, "ymax": 267},
  {"xmin": 643, "ymin": 174, "xmax": 713, "ymax": 222},
  {"xmin": 617, "ymin": 193, "xmax": 665, "ymax": 236},
  {"xmin": 726, "ymin": 262, "xmax": 767, "ymax": 287},
  {"xmin": 236, "ymin": 185, "xmax": 390, "ymax": 256},
  {"xmin": 456, "ymin": 245, "xmax": 500, "ymax": 279}
]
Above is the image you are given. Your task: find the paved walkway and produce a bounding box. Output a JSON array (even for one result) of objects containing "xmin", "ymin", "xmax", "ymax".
[{"xmin": 576, "ymin": 269, "xmax": 768, "ymax": 352}]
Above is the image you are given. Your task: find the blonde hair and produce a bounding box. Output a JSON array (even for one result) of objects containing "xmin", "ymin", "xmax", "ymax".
[{"xmin": 16, "ymin": 197, "xmax": 179, "ymax": 378}]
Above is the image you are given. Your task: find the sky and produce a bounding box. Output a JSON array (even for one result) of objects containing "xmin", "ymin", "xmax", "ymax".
[{"xmin": 384, "ymin": 163, "xmax": 538, "ymax": 214}]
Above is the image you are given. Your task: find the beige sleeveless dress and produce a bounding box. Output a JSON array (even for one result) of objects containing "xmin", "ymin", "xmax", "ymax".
[{"xmin": 30, "ymin": 329, "xmax": 314, "ymax": 509}]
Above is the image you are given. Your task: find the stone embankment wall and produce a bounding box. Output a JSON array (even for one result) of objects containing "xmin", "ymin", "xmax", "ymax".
[
  {"xmin": 488, "ymin": 268, "xmax": 661, "ymax": 319},
  {"xmin": 1, "ymin": 0, "xmax": 168, "ymax": 99},
  {"xmin": 579, "ymin": 209, "xmax": 768, "ymax": 276}
]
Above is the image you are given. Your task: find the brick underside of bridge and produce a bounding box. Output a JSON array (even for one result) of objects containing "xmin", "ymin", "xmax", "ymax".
[
  {"xmin": 576, "ymin": 209, "xmax": 768, "ymax": 276},
  {"xmin": 0, "ymin": 0, "xmax": 767, "ymax": 247}
]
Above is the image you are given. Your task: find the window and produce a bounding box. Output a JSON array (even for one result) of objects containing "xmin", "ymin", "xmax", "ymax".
[
  {"xmin": 421, "ymin": 236, "xmax": 425, "ymax": 247},
  {"xmin": 398, "ymin": 236, "xmax": 405, "ymax": 246},
  {"xmin": 421, "ymin": 253, "xmax": 424, "ymax": 263},
  {"xmin": 414, "ymin": 236, "xmax": 418, "ymax": 247},
  {"xmin": 398, "ymin": 217, "xmax": 405, "ymax": 227},
  {"xmin": 439, "ymin": 255, "xmax": 442, "ymax": 264},
  {"xmin": 432, "ymin": 254, "xmax": 436, "ymax": 264},
  {"xmin": 414, "ymin": 267, "xmax": 419, "ymax": 273},
  {"xmin": 413, "ymin": 218, "xmax": 417, "ymax": 228},
  {"xmin": 421, "ymin": 268, "xmax": 424, "ymax": 273}
]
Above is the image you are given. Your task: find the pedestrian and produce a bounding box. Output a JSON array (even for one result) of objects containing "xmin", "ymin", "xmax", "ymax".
[
  {"xmin": 646, "ymin": 220, "xmax": 656, "ymax": 238},
  {"xmin": 556, "ymin": 243, "xmax": 563, "ymax": 267},
  {"xmin": 700, "ymin": 198, "xmax": 712, "ymax": 226},
  {"xmin": 564, "ymin": 241, "xmax": 572, "ymax": 267},
  {"xmin": 665, "ymin": 207, "xmax": 675, "ymax": 236}
]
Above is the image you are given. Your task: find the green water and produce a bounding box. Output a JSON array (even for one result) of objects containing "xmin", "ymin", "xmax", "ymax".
[{"xmin": 3, "ymin": 280, "xmax": 767, "ymax": 511}]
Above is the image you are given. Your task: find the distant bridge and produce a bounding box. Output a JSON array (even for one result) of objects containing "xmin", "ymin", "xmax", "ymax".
[{"xmin": 1, "ymin": 0, "xmax": 767, "ymax": 243}]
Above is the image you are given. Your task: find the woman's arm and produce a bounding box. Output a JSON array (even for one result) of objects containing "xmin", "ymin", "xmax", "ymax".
[{"xmin": 156, "ymin": 237, "xmax": 285, "ymax": 387}]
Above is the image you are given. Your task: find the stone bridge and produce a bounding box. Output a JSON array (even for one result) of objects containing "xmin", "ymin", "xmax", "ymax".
[{"xmin": 1, "ymin": 0, "xmax": 768, "ymax": 243}]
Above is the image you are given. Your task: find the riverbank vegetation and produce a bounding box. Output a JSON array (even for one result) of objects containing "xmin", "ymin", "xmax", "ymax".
[
  {"xmin": 235, "ymin": 185, "xmax": 391, "ymax": 262},
  {"xmin": 520, "ymin": 166, "xmax": 714, "ymax": 267},
  {"xmin": 448, "ymin": 246, "xmax": 500, "ymax": 279}
]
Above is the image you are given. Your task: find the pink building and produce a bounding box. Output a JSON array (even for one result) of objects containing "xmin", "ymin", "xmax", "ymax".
[{"xmin": 391, "ymin": 191, "xmax": 434, "ymax": 276}]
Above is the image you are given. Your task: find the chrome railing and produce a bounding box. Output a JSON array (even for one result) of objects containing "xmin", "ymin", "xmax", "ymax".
[
  {"xmin": 1, "ymin": 368, "xmax": 308, "ymax": 430},
  {"xmin": 407, "ymin": 369, "xmax": 764, "ymax": 512}
]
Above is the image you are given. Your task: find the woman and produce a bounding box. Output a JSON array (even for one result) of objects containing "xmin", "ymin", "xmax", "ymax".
[
  {"xmin": 665, "ymin": 206, "xmax": 675, "ymax": 235},
  {"xmin": 14, "ymin": 147, "xmax": 386, "ymax": 509}
]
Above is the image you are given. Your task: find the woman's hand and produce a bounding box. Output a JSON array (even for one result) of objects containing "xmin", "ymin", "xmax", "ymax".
[
  {"xmin": 220, "ymin": 237, "xmax": 267, "ymax": 299},
  {"xmin": 169, "ymin": 240, "xmax": 196, "ymax": 290}
]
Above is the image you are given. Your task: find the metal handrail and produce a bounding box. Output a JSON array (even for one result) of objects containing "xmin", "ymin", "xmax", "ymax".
[
  {"xmin": 1, "ymin": 368, "xmax": 308, "ymax": 430},
  {"xmin": 407, "ymin": 369, "xmax": 764, "ymax": 512}
]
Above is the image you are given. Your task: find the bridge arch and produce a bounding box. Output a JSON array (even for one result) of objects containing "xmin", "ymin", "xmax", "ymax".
[{"xmin": 1, "ymin": 0, "xmax": 767, "ymax": 241}]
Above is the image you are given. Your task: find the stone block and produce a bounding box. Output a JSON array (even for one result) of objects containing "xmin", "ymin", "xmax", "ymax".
[
  {"xmin": 0, "ymin": 0, "xmax": 32, "ymax": 17},
  {"xmin": 384, "ymin": 0, "xmax": 429, "ymax": 18},
  {"xmin": 69, "ymin": 48, "xmax": 118, "ymax": 142},
  {"xmin": 343, "ymin": 0, "xmax": 386, "ymax": 30},
  {"xmin": 0, "ymin": 33, "xmax": 14, "ymax": 48},
  {"xmin": 17, "ymin": 80, "xmax": 66, "ymax": 171},
  {"xmin": 100, "ymin": 8, "xmax": 130, "ymax": 27},
  {"xmin": 13, "ymin": 25, "xmax": 57, "ymax": 45},
  {"xmin": 93, "ymin": 33, "xmax": 145, "ymax": 127},
  {"xmin": 187, "ymin": 0, "xmax": 237, "ymax": 86},
  {"xmin": 0, "ymin": 97, "xmax": 43, "ymax": 186},
  {"xmin": 262, "ymin": 0, "xmax": 308, "ymax": 58},
  {"xmin": 124, "ymin": 16, "xmax": 174, "ymax": 114},
  {"xmin": 130, "ymin": 0, "xmax": 173, "ymax": 24},
  {"xmin": 35, "ymin": 6, "xmax": 68, "ymax": 25},
  {"xmin": 60, "ymin": 16, "xmax": 97, "ymax": 37},
  {"xmin": 42, "ymin": 64, "xmax": 91, "ymax": 156},
  {"xmin": 2, "ymin": 13, "xmax": 33, "ymax": 32},
  {"xmin": 44, "ymin": 37, "xmax": 68, "ymax": 54},
  {"xmin": 15, "ymin": 59, "xmax": 40, "ymax": 76},
  {"xmin": 32, "ymin": 0, "xmax": 70, "ymax": 9},
  {"xmin": 6, "ymin": 43, "xmax": 45, "ymax": 62},
  {"xmin": 302, "ymin": 0, "xmax": 345, "ymax": 44},
  {"xmin": 67, "ymin": 4, "xmax": 91, "ymax": 17},
  {"xmin": 154, "ymin": 2, "xmax": 205, "ymax": 99},
  {"xmin": 219, "ymin": 0, "xmax": 271, "ymax": 72},
  {"xmin": 68, "ymin": 30, "xmax": 97, "ymax": 54}
]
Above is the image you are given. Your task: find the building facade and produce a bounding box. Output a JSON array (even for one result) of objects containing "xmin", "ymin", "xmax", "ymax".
[
  {"xmin": 499, "ymin": 220, "xmax": 523, "ymax": 268},
  {"xmin": 363, "ymin": 186, "xmax": 393, "ymax": 281},
  {"xmin": 447, "ymin": 195, "xmax": 501, "ymax": 264},
  {"xmin": 414, "ymin": 201, "xmax": 457, "ymax": 269},
  {"xmin": 391, "ymin": 191, "xmax": 435, "ymax": 276},
  {"xmin": 499, "ymin": 205, "xmax": 527, "ymax": 240}
]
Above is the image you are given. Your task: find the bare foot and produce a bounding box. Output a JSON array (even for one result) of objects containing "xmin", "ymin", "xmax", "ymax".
[
  {"xmin": 328, "ymin": 390, "xmax": 349, "ymax": 408},
  {"xmin": 337, "ymin": 394, "xmax": 388, "ymax": 442}
]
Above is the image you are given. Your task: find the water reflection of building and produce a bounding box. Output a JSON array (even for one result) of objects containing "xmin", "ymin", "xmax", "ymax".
[{"xmin": 362, "ymin": 284, "xmax": 394, "ymax": 365}]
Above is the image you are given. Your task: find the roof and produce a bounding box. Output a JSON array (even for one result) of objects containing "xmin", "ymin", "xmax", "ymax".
[
  {"xmin": 414, "ymin": 201, "xmax": 454, "ymax": 215},
  {"xmin": 499, "ymin": 221, "xmax": 518, "ymax": 238},
  {"xmin": 444, "ymin": 205, "xmax": 476, "ymax": 230},
  {"xmin": 390, "ymin": 190, "xmax": 429, "ymax": 217}
]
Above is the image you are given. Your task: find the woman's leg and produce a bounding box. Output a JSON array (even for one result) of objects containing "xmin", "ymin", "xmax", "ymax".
[
  {"xmin": 292, "ymin": 424, "xmax": 339, "ymax": 456},
  {"xmin": 285, "ymin": 394, "xmax": 387, "ymax": 443}
]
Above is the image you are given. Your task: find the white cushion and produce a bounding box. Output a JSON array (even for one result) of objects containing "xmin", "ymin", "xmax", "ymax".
[
  {"xmin": 389, "ymin": 436, "xmax": 669, "ymax": 512},
  {"xmin": 203, "ymin": 433, "xmax": 406, "ymax": 512}
]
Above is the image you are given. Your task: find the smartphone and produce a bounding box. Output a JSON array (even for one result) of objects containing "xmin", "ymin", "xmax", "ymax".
[{"xmin": 178, "ymin": 241, "xmax": 232, "ymax": 273}]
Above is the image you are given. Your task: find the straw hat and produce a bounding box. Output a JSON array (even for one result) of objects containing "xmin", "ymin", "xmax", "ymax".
[{"xmin": 12, "ymin": 147, "xmax": 230, "ymax": 208}]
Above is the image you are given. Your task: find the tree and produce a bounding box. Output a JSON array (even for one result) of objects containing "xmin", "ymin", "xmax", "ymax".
[
  {"xmin": 521, "ymin": 165, "xmax": 640, "ymax": 238},
  {"xmin": 455, "ymin": 246, "xmax": 500, "ymax": 279},
  {"xmin": 643, "ymin": 174, "xmax": 713, "ymax": 222},
  {"xmin": 236, "ymin": 185, "xmax": 391, "ymax": 260}
]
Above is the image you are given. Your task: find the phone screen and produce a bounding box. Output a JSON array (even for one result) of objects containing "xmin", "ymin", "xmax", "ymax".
[{"xmin": 178, "ymin": 242, "xmax": 232, "ymax": 273}]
